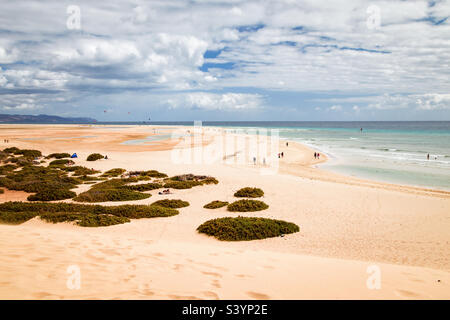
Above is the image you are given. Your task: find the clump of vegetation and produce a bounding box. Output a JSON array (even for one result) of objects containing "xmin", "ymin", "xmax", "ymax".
[
  {"xmin": 151, "ymin": 199, "xmax": 189, "ymax": 208},
  {"xmin": 101, "ymin": 168, "xmax": 126, "ymax": 177},
  {"xmin": 49, "ymin": 159, "xmax": 75, "ymax": 166},
  {"xmin": 40, "ymin": 212, "xmax": 130, "ymax": 227},
  {"xmin": 163, "ymin": 180, "xmax": 202, "ymax": 189},
  {"xmin": 234, "ymin": 187, "xmax": 264, "ymax": 198},
  {"xmin": 74, "ymin": 188, "xmax": 150, "ymax": 203},
  {"xmin": 87, "ymin": 153, "xmax": 104, "ymax": 161},
  {"xmin": 11, "ymin": 148, "xmax": 42, "ymax": 158},
  {"xmin": 0, "ymin": 165, "xmax": 79, "ymax": 201},
  {"xmin": 227, "ymin": 199, "xmax": 269, "ymax": 212},
  {"xmin": 0, "ymin": 188, "xmax": 4, "ymax": 194},
  {"xmin": 0, "ymin": 211, "xmax": 37, "ymax": 225},
  {"xmin": 121, "ymin": 182, "xmax": 163, "ymax": 192},
  {"xmin": 64, "ymin": 166, "xmax": 100, "ymax": 176},
  {"xmin": 0, "ymin": 201, "xmax": 179, "ymax": 219},
  {"xmin": 141, "ymin": 170, "xmax": 168, "ymax": 178},
  {"xmin": 197, "ymin": 217, "xmax": 299, "ymax": 241},
  {"xmin": 27, "ymin": 189, "xmax": 77, "ymax": 201},
  {"xmin": 203, "ymin": 200, "xmax": 229, "ymax": 209},
  {"xmin": 3, "ymin": 147, "xmax": 20, "ymax": 154},
  {"xmin": 0, "ymin": 164, "xmax": 17, "ymax": 174},
  {"xmin": 46, "ymin": 153, "xmax": 71, "ymax": 159},
  {"xmin": 163, "ymin": 174, "xmax": 218, "ymax": 189}
]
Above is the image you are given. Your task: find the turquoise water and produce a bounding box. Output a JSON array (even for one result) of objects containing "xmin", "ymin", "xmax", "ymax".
[{"xmin": 194, "ymin": 121, "xmax": 450, "ymax": 191}]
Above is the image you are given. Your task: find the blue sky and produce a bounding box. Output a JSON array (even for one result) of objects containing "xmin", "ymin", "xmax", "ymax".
[{"xmin": 0, "ymin": 0, "xmax": 449, "ymax": 121}]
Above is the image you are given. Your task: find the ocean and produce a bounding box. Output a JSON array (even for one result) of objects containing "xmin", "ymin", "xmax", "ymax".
[{"xmin": 142, "ymin": 121, "xmax": 450, "ymax": 191}]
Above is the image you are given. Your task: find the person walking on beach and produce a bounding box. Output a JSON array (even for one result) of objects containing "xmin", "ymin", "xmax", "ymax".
[
  {"xmin": 314, "ymin": 152, "xmax": 317, "ymax": 159},
  {"xmin": 281, "ymin": 152, "xmax": 284, "ymax": 158},
  {"xmin": 427, "ymin": 153, "xmax": 430, "ymax": 160},
  {"xmin": 317, "ymin": 153, "xmax": 320, "ymax": 159},
  {"xmin": 253, "ymin": 156, "xmax": 256, "ymax": 165},
  {"xmin": 286, "ymin": 142, "xmax": 288, "ymax": 147}
]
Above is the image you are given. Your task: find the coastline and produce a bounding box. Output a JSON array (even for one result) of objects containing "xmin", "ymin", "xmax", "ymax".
[{"xmin": 0, "ymin": 124, "xmax": 449, "ymax": 299}]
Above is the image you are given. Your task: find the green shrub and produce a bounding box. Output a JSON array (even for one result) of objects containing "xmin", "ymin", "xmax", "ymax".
[
  {"xmin": 0, "ymin": 201, "xmax": 179, "ymax": 219},
  {"xmin": 3, "ymin": 147, "xmax": 20, "ymax": 154},
  {"xmin": 121, "ymin": 182, "xmax": 163, "ymax": 191},
  {"xmin": 0, "ymin": 211, "xmax": 37, "ymax": 224},
  {"xmin": 49, "ymin": 159, "xmax": 75, "ymax": 166},
  {"xmin": 163, "ymin": 180, "xmax": 202, "ymax": 189},
  {"xmin": 101, "ymin": 168, "xmax": 126, "ymax": 177},
  {"xmin": 151, "ymin": 199, "xmax": 189, "ymax": 208},
  {"xmin": 72, "ymin": 166, "xmax": 100, "ymax": 176},
  {"xmin": 227, "ymin": 199, "xmax": 269, "ymax": 212},
  {"xmin": 197, "ymin": 217, "xmax": 299, "ymax": 241},
  {"xmin": 203, "ymin": 200, "xmax": 229, "ymax": 209},
  {"xmin": 74, "ymin": 188, "xmax": 150, "ymax": 203},
  {"xmin": 0, "ymin": 165, "xmax": 81, "ymax": 201},
  {"xmin": 14, "ymin": 149, "xmax": 42, "ymax": 158},
  {"xmin": 40, "ymin": 212, "xmax": 130, "ymax": 227},
  {"xmin": 0, "ymin": 188, "xmax": 4, "ymax": 194},
  {"xmin": 87, "ymin": 153, "xmax": 104, "ymax": 161},
  {"xmin": 27, "ymin": 189, "xmax": 76, "ymax": 201},
  {"xmin": 46, "ymin": 153, "xmax": 71, "ymax": 159},
  {"xmin": 234, "ymin": 187, "xmax": 264, "ymax": 198},
  {"xmin": 0, "ymin": 164, "xmax": 17, "ymax": 174},
  {"xmin": 142, "ymin": 170, "xmax": 168, "ymax": 178}
]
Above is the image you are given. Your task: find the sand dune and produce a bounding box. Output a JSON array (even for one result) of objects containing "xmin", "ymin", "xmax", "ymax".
[{"xmin": 0, "ymin": 124, "xmax": 449, "ymax": 299}]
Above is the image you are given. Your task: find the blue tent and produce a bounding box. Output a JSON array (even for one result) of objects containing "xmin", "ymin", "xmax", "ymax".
[{"xmin": 71, "ymin": 153, "xmax": 78, "ymax": 158}]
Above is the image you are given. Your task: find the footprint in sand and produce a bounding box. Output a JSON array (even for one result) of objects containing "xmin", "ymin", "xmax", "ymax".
[
  {"xmin": 247, "ymin": 291, "xmax": 270, "ymax": 300},
  {"xmin": 201, "ymin": 271, "xmax": 222, "ymax": 278},
  {"xmin": 211, "ymin": 279, "xmax": 221, "ymax": 289},
  {"xmin": 203, "ymin": 291, "xmax": 219, "ymax": 299},
  {"xmin": 394, "ymin": 289, "xmax": 424, "ymax": 299}
]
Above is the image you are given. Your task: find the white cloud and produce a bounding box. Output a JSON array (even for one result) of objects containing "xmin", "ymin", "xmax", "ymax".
[
  {"xmin": 328, "ymin": 105, "xmax": 342, "ymax": 111},
  {"xmin": 168, "ymin": 92, "xmax": 264, "ymax": 111}
]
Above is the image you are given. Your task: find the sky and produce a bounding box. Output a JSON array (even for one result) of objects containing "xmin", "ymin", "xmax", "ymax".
[{"xmin": 0, "ymin": 0, "xmax": 449, "ymax": 121}]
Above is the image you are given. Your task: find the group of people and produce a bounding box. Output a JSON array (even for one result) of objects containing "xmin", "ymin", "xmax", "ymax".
[
  {"xmin": 314, "ymin": 152, "xmax": 320, "ymax": 159},
  {"xmin": 278, "ymin": 152, "xmax": 284, "ymax": 158},
  {"xmin": 3, "ymin": 139, "xmax": 10, "ymax": 143}
]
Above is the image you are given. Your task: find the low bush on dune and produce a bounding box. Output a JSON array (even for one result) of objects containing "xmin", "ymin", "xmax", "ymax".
[
  {"xmin": 74, "ymin": 188, "xmax": 150, "ymax": 203},
  {"xmin": 0, "ymin": 201, "xmax": 179, "ymax": 219},
  {"xmin": 86, "ymin": 153, "xmax": 104, "ymax": 161},
  {"xmin": 0, "ymin": 164, "xmax": 17, "ymax": 174},
  {"xmin": 46, "ymin": 153, "xmax": 71, "ymax": 159},
  {"xmin": 5, "ymin": 156, "xmax": 33, "ymax": 167},
  {"xmin": 0, "ymin": 188, "xmax": 4, "ymax": 194},
  {"xmin": 9, "ymin": 148, "xmax": 42, "ymax": 158},
  {"xmin": 62, "ymin": 166, "xmax": 100, "ymax": 176},
  {"xmin": 121, "ymin": 182, "xmax": 163, "ymax": 192},
  {"xmin": 163, "ymin": 180, "xmax": 202, "ymax": 189},
  {"xmin": 0, "ymin": 165, "xmax": 80, "ymax": 201},
  {"xmin": 227, "ymin": 199, "xmax": 269, "ymax": 212},
  {"xmin": 0, "ymin": 151, "xmax": 8, "ymax": 161},
  {"xmin": 142, "ymin": 170, "xmax": 168, "ymax": 178},
  {"xmin": 151, "ymin": 199, "xmax": 189, "ymax": 208},
  {"xmin": 234, "ymin": 187, "xmax": 264, "ymax": 198},
  {"xmin": 27, "ymin": 189, "xmax": 77, "ymax": 201},
  {"xmin": 101, "ymin": 168, "xmax": 126, "ymax": 177},
  {"xmin": 40, "ymin": 212, "xmax": 130, "ymax": 227},
  {"xmin": 49, "ymin": 159, "xmax": 75, "ymax": 166},
  {"xmin": 0, "ymin": 211, "xmax": 37, "ymax": 224},
  {"xmin": 197, "ymin": 217, "xmax": 299, "ymax": 241},
  {"xmin": 203, "ymin": 200, "xmax": 229, "ymax": 209},
  {"xmin": 3, "ymin": 147, "xmax": 20, "ymax": 154},
  {"xmin": 168, "ymin": 174, "xmax": 218, "ymax": 184}
]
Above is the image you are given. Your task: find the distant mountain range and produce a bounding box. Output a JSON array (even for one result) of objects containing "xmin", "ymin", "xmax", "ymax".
[{"xmin": 0, "ymin": 114, "xmax": 97, "ymax": 124}]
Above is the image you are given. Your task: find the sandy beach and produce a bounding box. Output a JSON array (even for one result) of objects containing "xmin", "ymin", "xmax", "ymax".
[{"xmin": 0, "ymin": 124, "xmax": 449, "ymax": 299}]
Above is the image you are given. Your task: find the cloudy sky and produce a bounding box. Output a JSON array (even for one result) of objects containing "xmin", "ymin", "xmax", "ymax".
[{"xmin": 0, "ymin": 0, "xmax": 449, "ymax": 121}]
